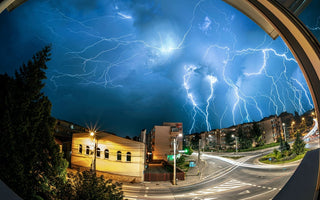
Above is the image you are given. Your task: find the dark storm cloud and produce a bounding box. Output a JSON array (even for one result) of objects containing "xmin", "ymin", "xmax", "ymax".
[{"xmin": 0, "ymin": 0, "xmax": 318, "ymax": 137}]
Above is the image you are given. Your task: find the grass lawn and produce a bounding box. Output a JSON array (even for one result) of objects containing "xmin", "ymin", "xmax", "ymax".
[
  {"xmin": 259, "ymin": 150, "xmax": 308, "ymax": 164},
  {"xmin": 239, "ymin": 142, "xmax": 280, "ymax": 152}
]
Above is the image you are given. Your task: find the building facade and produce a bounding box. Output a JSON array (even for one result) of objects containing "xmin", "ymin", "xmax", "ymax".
[
  {"xmin": 258, "ymin": 115, "xmax": 282, "ymax": 144},
  {"xmin": 149, "ymin": 122, "xmax": 183, "ymax": 161},
  {"xmin": 71, "ymin": 132, "xmax": 145, "ymax": 182}
]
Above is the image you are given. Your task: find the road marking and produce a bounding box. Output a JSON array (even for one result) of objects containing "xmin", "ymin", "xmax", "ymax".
[
  {"xmin": 211, "ymin": 179, "xmax": 249, "ymax": 192},
  {"xmin": 239, "ymin": 188, "xmax": 277, "ymax": 200},
  {"xmin": 239, "ymin": 190, "xmax": 250, "ymax": 195},
  {"xmin": 122, "ymin": 185, "xmax": 141, "ymax": 189},
  {"xmin": 146, "ymin": 187, "xmax": 149, "ymax": 189}
]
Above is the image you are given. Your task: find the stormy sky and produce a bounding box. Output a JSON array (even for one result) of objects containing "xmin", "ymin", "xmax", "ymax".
[{"xmin": 0, "ymin": 0, "xmax": 319, "ymax": 137}]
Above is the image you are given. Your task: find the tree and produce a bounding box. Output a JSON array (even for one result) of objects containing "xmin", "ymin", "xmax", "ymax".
[
  {"xmin": 190, "ymin": 133, "xmax": 201, "ymax": 149},
  {"xmin": 279, "ymin": 136, "xmax": 290, "ymax": 153},
  {"xmin": 62, "ymin": 170, "xmax": 123, "ymax": 200},
  {"xmin": 237, "ymin": 127, "xmax": 252, "ymax": 149},
  {"xmin": 225, "ymin": 131, "xmax": 235, "ymax": 147},
  {"xmin": 292, "ymin": 131, "xmax": 305, "ymax": 155},
  {"xmin": 251, "ymin": 122, "xmax": 263, "ymax": 147},
  {"xmin": 0, "ymin": 46, "xmax": 68, "ymax": 199}
]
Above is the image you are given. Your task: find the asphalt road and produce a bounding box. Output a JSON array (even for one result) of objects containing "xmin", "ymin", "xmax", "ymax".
[{"xmin": 123, "ymin": 149, "xmax": 300, "ymax": 200}]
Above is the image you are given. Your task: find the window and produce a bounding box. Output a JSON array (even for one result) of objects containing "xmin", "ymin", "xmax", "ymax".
[
  {"xmin": 86, "ymin": 146, "xmax": 90, "ymax": 155},
  {"xmin": 126, "ymin": 152, "xmax": 131, "ymax": 162},
  {"xmin": 117, "ymin": 151, "xmax": 121, "ymax": 161},
  {"xmin": 97, "ymin": 148, "xmax": 101, "ymax": 157},
  {"xmin": 79, "ymin": 144, "xmax": 82, "ymax": 154},
  {"xmin": 104, "ymin": 149, "xmax": 109, "ymax": 159}
]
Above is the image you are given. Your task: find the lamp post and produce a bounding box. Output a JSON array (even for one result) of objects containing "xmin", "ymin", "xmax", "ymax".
[
  {"xmin": 291, "ymin": 121, "xmax": 295, "ymax": 135},
  {"xmin": 282, "ymin": 123, "xmax": 286, "ymax": 141},
  {"xmin": 173, "ymin": 133, "xmax": 182, "ymax": 185},
  {"xmin": 90, "ymin": 131, "xmax": 96, "ymax": 172},
  {"xmin": 232, "ymin": 134, "xmax": 238, "ymax": 154}
]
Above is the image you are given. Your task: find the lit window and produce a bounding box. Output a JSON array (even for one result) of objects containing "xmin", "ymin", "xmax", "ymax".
[
  {"xmin": 79, "ymin": 144, "xmax": 82, "ymax": 154},
  {"xmin": 97, "ymin": 148, "xmax": 101, "ymax": 157},
  {"xmin": 86, "ymin": 146, "xmax": 90, "ymax": 155},
  {"xmin": 104, "ymin": 149, "xmax": 109, "ymax": 159},
  {"xmin": 126, "ymin": 152, "xmax": 131, "ymax": 162},
  {"xmin": 117, "ymin": 151, "xmax": 121, "ymax": 161}
]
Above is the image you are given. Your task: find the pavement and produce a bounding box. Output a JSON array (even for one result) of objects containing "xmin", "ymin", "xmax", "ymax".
[
  {"xmin": 123, "ymin": 146, "xmax": 304, "ymax": 190},
  {"xmin": 123, "ymin": 153, "xmax": 208, "ymax": 189}
]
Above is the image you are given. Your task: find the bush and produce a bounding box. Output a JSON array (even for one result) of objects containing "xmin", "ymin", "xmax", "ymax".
[
  {"xmin": 273, "ymin": 149, "xmax": 279, "ymax": 156},
  {"xmin": 59, "ymin": 170, "xmax": 123, "ymax": 200},
  {"xmin": 177, "ymin": 155, "xmax": 186, "ymax": 164}
]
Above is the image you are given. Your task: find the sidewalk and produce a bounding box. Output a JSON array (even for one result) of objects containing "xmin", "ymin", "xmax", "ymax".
[
  {"xmin": 124, "ymin": 147, "xmax": 299, "ymax": 189},
  {"xmin": 124, "ymin": 153, "xmax": 208, "ymax": 189}
]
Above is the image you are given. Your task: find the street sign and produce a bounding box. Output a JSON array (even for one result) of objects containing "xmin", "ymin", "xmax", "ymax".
[{"xmin": 189, "ymin": 161, "xmax": 196, "ymax": 167}]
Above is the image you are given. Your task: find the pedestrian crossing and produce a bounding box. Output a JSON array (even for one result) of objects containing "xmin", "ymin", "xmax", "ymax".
[
  {"xmin": 172, "ymin": 179, "xmax": 250, "ymax": 198},
  {"xmin": 211, "ymin": 179, "xmax": 250, "ymax": 192},
  {"xmin": 123, "ymin": 179, "xmax": 280, "ymax": 199}
]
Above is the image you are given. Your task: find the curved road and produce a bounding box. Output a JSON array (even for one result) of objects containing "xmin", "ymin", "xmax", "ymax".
[{"xmin": 123, "ymin": 148, "xmax": 300, "ymax": 200}]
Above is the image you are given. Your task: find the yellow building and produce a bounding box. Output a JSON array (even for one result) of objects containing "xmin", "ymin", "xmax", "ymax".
[{"xmin": 71, "ymin": 132, "xmax": 145, "ymax": 182}]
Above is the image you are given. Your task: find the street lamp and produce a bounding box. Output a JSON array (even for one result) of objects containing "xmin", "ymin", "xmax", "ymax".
[
  {"xmin": 173, "ymin": 133, "xmax": 182, "ymax": 185},
  {"xmin": 90, "ymin": 131, "xmax": 97, "ymax": 172},
  {"xmin": 232, "ymin": 134, "xmax": 238, "ymax": 154},
  {"xmin": 282, "ymin": 123, "xmax": 286, "ymax": 141},
  {"xmin": 291, "ymin": 121, "xmax": 295, "ymax": 135}
]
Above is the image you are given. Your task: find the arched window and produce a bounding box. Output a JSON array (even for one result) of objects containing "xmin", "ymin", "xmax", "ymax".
[
  {"xmin": 79, "ymin": 144, "xmax": 82, "ymax": 154},
  {"xmin": 126, "ymin": 152, "xmax": 131, "ymax": 162},
  {"xmin": 86, "ymin": 146, "xmax": 90, "ymax": 155},
  {"xmin": 104, "ymin": 149, "xmax": 109, "ymax": 159},
  {"xmin": 96, "ymin": 148, "xmax": 101, "ymax": 157},
  {"xmin": 117, "ymin": 151, "xmax": 121, "ymax": 161}
]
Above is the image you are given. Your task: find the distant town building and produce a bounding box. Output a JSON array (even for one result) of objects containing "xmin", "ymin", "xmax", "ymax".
[
  {"xmin": 149, "ymin": 122, "xmax": 183, "ymax": 161},
  {"xmin": 71, "ymin": 132, "xmax": 145, "ymax": 182},
  {"xmin": 54, "ymin": 119, "xmax": 88, "ymax": 165},
  {"xmin": 258, "ymin": 115, "xmax": 282, "ymax": 143},
  {"xmin": 140, "ymin": 129, "xmax": 147, "ymax": 144}
]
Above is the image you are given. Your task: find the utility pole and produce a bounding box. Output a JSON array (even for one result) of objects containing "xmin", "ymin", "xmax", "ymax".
[
  {"xmin": 173, "ymin": 137, "xmax": 177, "ymax": 185},
  {"xmin": 198, "ymin": 139, "xmax": 201, "ymax": 163},
  {"xmin": 173, "ymin": 133, "xmax": 183, "ymax": 185},
  {"xmin": 282, "ymin": 123, "xmax": 286, "ymax": 142},
  {"xmin": 235, "ymin": 136, "xmax": 238, "ymax": 154},
  {"xmin": 90, "ymin": 131, "xmax": 97, "ymax": 172}
]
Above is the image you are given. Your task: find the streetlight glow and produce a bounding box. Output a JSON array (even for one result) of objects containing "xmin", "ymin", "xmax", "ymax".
[{"xmin": 90, "ymin": 131, "xmax": 95, "ymax": 136}]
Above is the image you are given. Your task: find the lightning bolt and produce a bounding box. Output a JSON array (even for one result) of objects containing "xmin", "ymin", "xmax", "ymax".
[
  {"xmin": 29, "ymin": 0, "xmax": 314, "ymax": 135},
  {"xmin": 183, "ymin": 65, "xmax": 217, "ymax": 133},
  {"xmin": 307, "ymin": 16, "xmax": 320, "ymax": 31}
]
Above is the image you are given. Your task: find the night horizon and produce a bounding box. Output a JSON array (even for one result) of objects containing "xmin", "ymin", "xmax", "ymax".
[{"xmin": 1, "ymin": 0, "xmax": 320, "ymax": 137}]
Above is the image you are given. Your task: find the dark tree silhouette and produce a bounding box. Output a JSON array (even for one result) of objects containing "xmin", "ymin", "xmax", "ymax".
[{"xmin": 0, "ymin": 46, "xmax": 68, "ymax": 199}]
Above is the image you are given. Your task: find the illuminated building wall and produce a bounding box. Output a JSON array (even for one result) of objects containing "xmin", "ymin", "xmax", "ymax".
[
  {"xmin": 150, "ymin": 122, "xmax": 183, "ymax": 161},
  {"xmin": 71, "ymin": 132, "xmax": 145, "ymax": 182}
]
